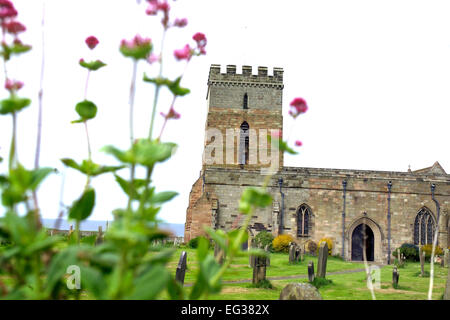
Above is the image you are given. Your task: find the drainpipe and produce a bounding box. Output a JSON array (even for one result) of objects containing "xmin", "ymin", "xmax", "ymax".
[
  {"xmin": 387, "ymin": 181, "xmax": 392, "ymax": 265},
  {"xmin": 431, "ymin": 184, "xmax": 440, "ymax": 244},
  {"xmin": 278, "ymin": 177, "xmax": 284, "ymax": 235},
  {"xmin": 342, "ymin": 180, "xmax": 347, "ymax": 259}
]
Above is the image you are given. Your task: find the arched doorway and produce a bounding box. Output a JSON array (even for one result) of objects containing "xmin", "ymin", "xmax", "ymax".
[{"xmin": 351, "ymin": 223, "xmax": 375, "ymax": 261}]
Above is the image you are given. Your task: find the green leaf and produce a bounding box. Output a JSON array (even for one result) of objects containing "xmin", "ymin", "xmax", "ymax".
[
  {"xmin": 120, "ymin": 41, "xmax": 152, "ymax": 60},
  {"xmin": 73, "ymin": 100, "xmax": 97, "ymax": 122},
  {"xmin": 102, "ymin": 145, "xmax": 135, "ymax": 164},
  {"xmin": 128, "ymin": 265, "xmax": 169, "ymax": 299},
  {"xmin": 149, "ymin": 191, "xmax": 178, "ymax": 204},
  {"xmin": 30, "ymin": 167, "xmax": 54, "ymax": 191},
  {"xmin": 80, "ymin": 234, "xmax": 97, "ymax": 246},
  {"xmin": 0, "ymin": 97, "xmax": 31, "ymax": 115},
  {"xmin": 61, "ymin": 158, "xmax": 81, "ymax": 171},
  {"xmin": 168, "ymin": 77, "xmax": 190, "ymax": 97},
  {"xmin": 114, "ymin": 175, "xmax": 148, "ymax": 200},
  {"xmin": 68, "ymin": 188, "xmax": 96, "ymax": 221},
  {"xmin": 143, "ymin": 75, "xmax": 190, "ymax": 97},
  {"xmin": 62, "ymin": 158, "xmax": 124, "ymax": 177},
  {"xmin": 134, "ymin": 139, "xmax": 177, "ymax": 167},
  {"xmin": 196, "ymin": 236, "xmax": 210, "ymax": 262},
  {"xmin": 268, "ymin": 135, "xmax": 298, "ymax": 155},
  {"xmin": 142, "ymin": 74, "xmax": 172, "ymax": 86},
  {"xmin": 79, "ymin": 59, "xmax": 106, "ymax": 71},
  {"xmin": 239, "ymin": 187, "xmax": 272, "ymax": 214}
]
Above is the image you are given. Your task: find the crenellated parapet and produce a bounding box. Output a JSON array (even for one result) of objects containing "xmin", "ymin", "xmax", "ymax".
[{"xmin": 208, "ymin": 64, "xmax": 284, "ymax": 89}]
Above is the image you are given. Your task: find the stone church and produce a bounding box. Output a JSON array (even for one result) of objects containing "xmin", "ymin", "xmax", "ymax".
[{"xmin": 184, "ymin": 64, "xmax": 450, "ymax": 263}]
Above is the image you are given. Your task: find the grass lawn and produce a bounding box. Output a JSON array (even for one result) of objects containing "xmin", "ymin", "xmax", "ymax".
[{"xmin": 166, "ymin": 247, "xmax": 448, "ymax": 300}]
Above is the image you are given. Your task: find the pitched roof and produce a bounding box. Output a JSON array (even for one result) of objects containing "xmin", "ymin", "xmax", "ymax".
[{"xmin": 412, "ymin": 161, "xmax": 447, "ymax": 175}]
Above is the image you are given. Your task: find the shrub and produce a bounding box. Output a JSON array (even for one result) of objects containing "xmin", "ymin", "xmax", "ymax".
[
  {"xmin": 421, "ymin": 244, "xmax": 443, "ymax": 261},
  {"xmin": 318, "ymin": 237, "xmax": 333, "ymax": 255},
  {"xmin": 187, "ymin": 236, "xmax": 201, "ymax": 249},
  {"xmin": 272, "ymin": 234, "xmax": 294, "ymax": 253},
  {"xmin": 254, "ymin": 231, "xmax": 274, "ymax": 251},
  {"xmin": 392, "ymin": 243, "xmax": 419, "ymax": 262},
  {"xmin": 305, "ymin": 240, "xmax": 318, "ymax": 255},
  {"xmin": 249, "ymin": 279, "xmax": 273, "ymax": 289}
]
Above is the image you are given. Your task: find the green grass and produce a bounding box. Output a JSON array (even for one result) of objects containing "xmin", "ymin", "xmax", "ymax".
[{"xmin": 166, "ymin": 248, "xmax": 448, "ymax": 300}]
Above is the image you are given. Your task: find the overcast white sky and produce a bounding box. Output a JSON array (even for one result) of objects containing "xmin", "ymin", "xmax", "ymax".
[{"xmin": 0, "ymin": 0, "xmax": 449, "ymax": 224}]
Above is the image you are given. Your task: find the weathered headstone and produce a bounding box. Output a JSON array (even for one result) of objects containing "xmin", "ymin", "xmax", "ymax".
[
  {"xmin": 316, "ymin": 242, "xmax": 328, "ymax": 278},
  {"xmin": 393, "ymin": 266, "xmax": 399, "ymax": 289},
  {"xmin": 307, "ymin": 261, "xmax": 315, "ymax": 282},
  {"xmin": 95, "ymin": 226, "xmax": 103, "ymax": 245},
  {"xmin": 249, "ymin": 239, "xmax": 256, "ymax": 267},
  {"xmin": 252, "ymin": 255, "xmax": 267, "ymax": 285},
  {"xmin": 175, "ymin": 251, "xmax": 187, "ymax": 286},
  {"xmin": 69, "ymin": 224, "xmax": 73, "ymax": 236},
  {"xmin": 279, "ymin": 283, "xmax": 322, "ymax": 300},
  {"xmin": 288, "ymin": 243, "xmax": 296, "ymax": 264},
  {"xmin": 295, "ymin": 246, "xmax": 301, "ymax": 263},
  {"xmin": 301, "ymin": 244, "xmax": 305, "ymax": 262},
  {"xmin": 419, "ymin": 246, "xmax": 425, "ymax": 277}
]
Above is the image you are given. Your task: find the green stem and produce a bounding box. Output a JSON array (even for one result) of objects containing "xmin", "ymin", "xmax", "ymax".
[
  {"xmin": 75, "ymin": 220, "xmax": 80, "ymax": 245},
  {"xmin": 148, "ymin": 28, "xmax": 167, "ymax": 140},
  {"xmin": 9, "ymin": 112, "xmax": 17, "ymax": 170},
  {"xmin": 129, "ymin": 61, "xmax": 138, "ymax": 145}
]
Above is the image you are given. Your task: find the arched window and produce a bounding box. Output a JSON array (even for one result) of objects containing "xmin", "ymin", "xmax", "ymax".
[
  {"xmin": 243, "ymin": 93, "xmax": 248, "ymax": 109},
  {"xmin": 414, "ymin": 208, "xmax": 435, "ymax": 245},
  {"xmin": 297, "ymin": 204, "xmax": 311, "ymax": 237},
  {"xmin": 239, "ymin": 121, "xmax": 249, "ymax": 165}
]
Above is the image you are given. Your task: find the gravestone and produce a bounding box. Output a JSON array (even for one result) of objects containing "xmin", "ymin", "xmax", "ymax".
[
  {"xmin": 316, "ymin": 242, "xmax": 328, "ymax": 278},
  {"xmin": 393, "ymin": 266, "xmax": 399, "ymax": 289},
  {"xmin": 95, "ymin": 226, "xmax": 103, "ymax": 245},
  {"xmin": 295, "ymin": 246, "xmax": 301, "ymax": 263},
  {"xmin": 279, "ymin": 283, "xmax": 322, "ymax": 300},
  {"xmin": 301, "ymin": 244, "xmax": 305, "ymax": 262},
  {"xmin": 214, "ymin": 242, "xmax": 225, "ymax": 264},
  {"xmin": 308, "ymin": 261, "xmax": 315, "ymax": 282},
  {"xmin": 252, "ymin": 255, "xmax": 267, "ymax": 285},
  {"xmin": 175, "ymin": 251, "xmax": 187, "ymax": 286},
  {"xmin": 419, "ymin": 246, "xmax": 425, "ymax": 277},
  {"xmin": 288, "ymin": 243, "xmax": 296, "ymax": 264}
]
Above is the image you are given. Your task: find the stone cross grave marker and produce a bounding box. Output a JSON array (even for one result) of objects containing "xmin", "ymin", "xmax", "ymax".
[
  {"xmin": 393, "ymin": 266, "xmax": 399, "ymax": 289},
  {"xmin": 316, "ymin": 242, "xmax": 328, "ymax": 278},
  {"xmin": 175, "ymin": 251, "xmax": 187, "ymax": 286},
  {"xmin": 252, "ymin": 254, "xmax": 267, "ymax": 285},
  {"xmin": 419, "ymin": 246, "xmax": 425, "ymax": 277},
  {"xmin": 308, "ymin": 261, "xmax": 315, "ymax": 283}
]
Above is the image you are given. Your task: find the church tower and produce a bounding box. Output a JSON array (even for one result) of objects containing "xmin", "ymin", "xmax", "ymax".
[
  {"xmin": 185, "ymin": 64, "xmax": 285, "ymax": 242},
  {"xmin": 202, "ymin": 64, "xmax": 284, "ymax": 171}
]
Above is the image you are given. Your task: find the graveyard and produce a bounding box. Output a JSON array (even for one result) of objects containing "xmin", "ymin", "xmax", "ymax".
[{"xmin": 161, "ymin": 246, "xmax": 449, "ymax": 300}]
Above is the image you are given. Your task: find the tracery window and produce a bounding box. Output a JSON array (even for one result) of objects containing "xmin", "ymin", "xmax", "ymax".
[
  {"xmin": 414, "ymin": 207, "xmax": 435, "ymax": 245},
  {"xmin": 297, "ymin": 204, "xmax": 311, "ymax": 237}
]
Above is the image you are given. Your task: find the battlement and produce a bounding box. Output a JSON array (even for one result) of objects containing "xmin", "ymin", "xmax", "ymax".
[{"xmin": 208, "ymin": 64, "xmax": 284, "ymax": 86}]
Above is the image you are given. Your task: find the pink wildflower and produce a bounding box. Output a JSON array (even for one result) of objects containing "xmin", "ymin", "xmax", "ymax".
[
  {"xmin": 160, "ymin": 107, "xmax": 180, "ymax": 120},
  {"xmin": 85, "ymin": 36, "xmax": 99, "ymax": 50},
  {"xmin": 120, "ymin": 34, "xmax": 151, "ymax": 50},
  {"xmin": 2, "ymin": 20, "xmax": 25, "ymax": 34},
  {"xmin": 174, "ymin": 44, "xmax": 192, "ymax": 61},
  {"xmin": 5, "ymin": 78, "xmax": 23, "ymax": 92},
  {"xmin": 289, "ymin": 97, "xmax": 308, "ymax": 118},
  {"xmin": 295, "ymin": 140, "xmax": 303, "ymax": 147},
  {"xmin": 147, "ymin": 53, "xmax": 160, "ymax": 64},
  {"xmin": 173, "ymin": 18, "xmax": 188, "ymax": 28},
  {"xmin": 0, "ymin": 0, "xmax": 17, "ymax": 20}
]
